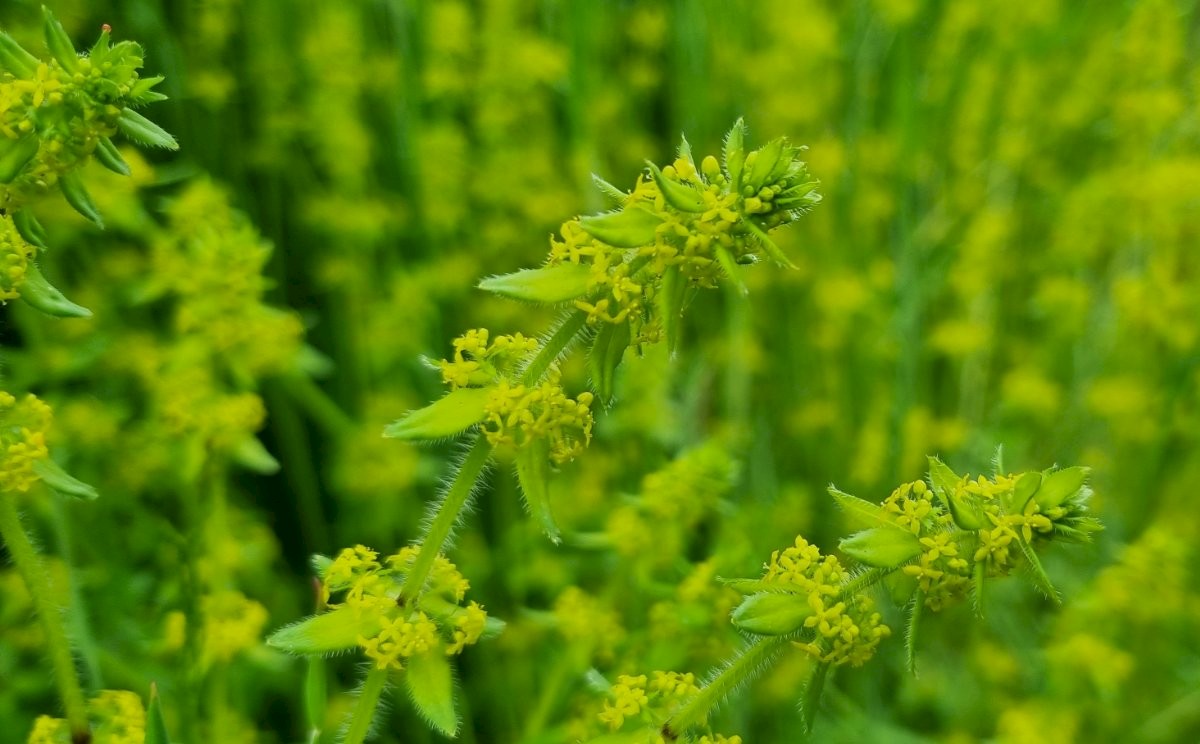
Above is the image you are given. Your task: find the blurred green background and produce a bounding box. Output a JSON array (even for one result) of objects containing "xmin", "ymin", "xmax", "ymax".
[{"xmin": 2, "ymin": 0, "xmax": 1199, "ymax": 742}]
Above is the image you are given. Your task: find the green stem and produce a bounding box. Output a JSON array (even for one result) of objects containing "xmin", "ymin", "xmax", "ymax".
[
  {"xmin": 663, "ymin": 635, "xmax": 789, "ymax": 737},
  {"xmin": 399, "ymin": 435, "xmax": 493, "ymax": 602},
  {"xmin": 342, "ymin": 667, "xmax": 389, "ymax": 744},
  {"xmin": 0, "ymin": 495, "xmax": 89, "ymax": 737},
  {"xmin": 520, "ymin": 311, "xmax": 589, "ymax": 386}
]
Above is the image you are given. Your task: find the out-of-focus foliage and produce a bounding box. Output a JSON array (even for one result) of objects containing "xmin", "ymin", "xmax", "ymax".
[{"xmin": 1, "ymin": 1, "xmax": 1198, "ymax": 743}]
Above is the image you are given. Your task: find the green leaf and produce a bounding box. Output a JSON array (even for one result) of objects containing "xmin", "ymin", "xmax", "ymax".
[
  {"xmin": 145, "ymin": 683, "xmax": 171, "ymax": 744},
  {"xmin": 588, "ymin": 319, "xmax": 630, "ymax": 405},
  {"xmin": 715, "ymin": 246, "xmax": 748, "ymax": 297},
  {"xmin": 827, "ymin": 485, "xmax": 892, "ymax": 530},
  {"xmin": 59, "ymin": 171, "xmax": 104, "ymax": 228},
  {"xmin": 117, "ymin": 107, "xmax": 180, "ymax": 150},
  {"xmin": 1035, "ymin": 466, "xmax": 1090, "ymax": 510},
  {"xmin": 579, "ymin": 207, "xmax": 661, "ymax": 248},
  {"xmin": 515, "ymin": 438, "xmax": 559, "ymax": 544},
  {"xmin": 231, "ymin": 436, "xmax": 280, "ymax": 474},
  {"xmin": 383, "ymin": 386, "xmax": 493, "ymax": 441},
  {"xmin": 905, "ymin": 591, "xmax": 923, "ymax": 676},
  {"xmin": 972, "ymin": 559, "xmax": 987, "ymax": 619},
  {"xmin": 719, "ymin": 577, "xmax": 803, "ymax": 595},
  {"xmin": 744, "ymin": 220, "xmax": 796, "ymax": 269},
  {"xmin": 646, "ymin": 161, "xmax": 705, "ymax": 212},
  {"xmin": 745, "ymin": 137, "xmax": 784, "ymax": 191},
  {"xmin": 93, "ymin": 137, "xmax": 132, "ymax": 176},
  {"xmin": 926, "ymin": 456, "xmax": 961, "ymax": 513},
  {"xmin": 32, "ymin": 459, "xmax": 98, "ymax": 500},
  {"xmin": 12, "ymin": 210, "xmax": 47, "ymax": 249},
  {"xmin": 591, "ymin": 173, "xmax": 626, "ymax": 205},
  {"xmin": 1016, "ymin": 537, "xmax": 1060, "ymax": 603},
  {"xmin": 0, "ymin": 33, "xmax": 38, "ymax": 77},
  {"xmin": 1010, "ymin": 471, "xmax": 1042, "ymax": 513},
  {"xmin": 730, "ymin": 592, "xmax": 812, "ymax": 636},
  {"xmin": 304, "ymin": 656, "xmax": 327, "ymax": 736},
  {"xmin": 658, "ymin": 265, "xmax": 686, "ymax": 354},
  {"xmin": 129, "ymin": 75, "xmax": 169, "ymax": 105},
  {"xmin": 404, "ymin": 651, "xmax": 459, "ymax": 737},
  {"xmin": 478, "ymin": 264, "xmax": 593, "ymax": 304},
  {"xmin": 266, "ymin": 605, "xmax": 384, "ymax": 656},
  {"xmin": 20, "ymin": 262, "xmax": 92, "ymax": 318},
  {"xmin": 42, "ymin": 6, "xmax": 79, "ymax": 71},
  {"xmin": 839, "ymin": 526, "xmax": 922, "ymax": 568},
  {"xmin": 0, "ymin": 133, "xmax": 40, "ymax": 183},
  {"xmin": 723, "ymin": 118, "xmax": 747, "ymax": 190},
  {"xmin": 799, "ymin": 660, "xmax": 831, "ymax": 734}
]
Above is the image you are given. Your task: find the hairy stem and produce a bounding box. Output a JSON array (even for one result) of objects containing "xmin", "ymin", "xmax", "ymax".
[
  {"xmin": 0, "ymin": 496, "xmax": 90, "ymax": 738},
  {"xmin": 521, "ymin": 310, "xmax": 588, "ymax": 386},
  {"xmin": 663, "ymin": 635, "xmax": 790, "ymax": 737},
  {"xmin": 399, "ymin": 435, "xmax": 493, "ymax": 602},
  {"xmin": 342, "ymin": 667, "xmax": 389, "ymax": 744}
]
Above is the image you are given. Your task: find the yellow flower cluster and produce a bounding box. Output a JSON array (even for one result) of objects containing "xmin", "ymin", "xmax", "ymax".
[
  {"xmin": 553, "ymin": 586, "xmax": 625, "ymax": 662},
  {"xmin": 321, "ymin": 544, "xmax": 487, "ymax": 671},
  {"xmin": 201, "ymin": 590, "xmax": 269, "ymax": 666},
  {"xmin": 438, "ymin": 328, "xmax": 539, "ymax": 388},
  {"xmin": 482, "ymin": 376, "xmax": 594, "ymax": 464},
  {"xmin": 439, "ymin": 328, "xmax": 595, "ymax": 463},
  {"xmin": 596, "ymin": 668, "xmax": 740, "ymax": 743},
  {"xmin": 0, "ymin": 392, "xmax": 52, "ymax": 494},
  {"xmin": 548, "ymin": 129, "xmax": 819, "ymax": 337},
  {"xmin": 764, "ymin": 536, "xmax": 892, "ymax": 667},
  {"xmin": 27, "ymin": 690, "xmax": 145, "ymax": 744},
  {"xmin": 0, "ymin": 216, "xmax": 30, "ymax": 301}
]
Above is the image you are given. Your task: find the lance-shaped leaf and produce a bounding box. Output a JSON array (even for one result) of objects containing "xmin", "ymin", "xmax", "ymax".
[
  {"xmin": 646, "ymin": 161, "xmax": 705, "ymax": 212},
  {"xmin": 723, "ymin": 118, "xmax": 747, "ymax": 189},
  {"xmin": 799, "ymin": 660, "xmax": 831, "ymax": 734},
  {"xmin": 478, "ymin": 264, "xmax": 593, "ymax": 304},
  {"xmin": 59, "ymin": 171, "xmax": 103, "ymax": 228},
  {"xmin": 1034, "ymin": 466, "xmax": 1090, "ymax": 511},
  {"xmin": 731, "ymin": 592, "xmax": 813, "ymax": 636},
  {"xmin": 715, "ymin": 246, "xmax": 748, "ymax": 297},
  {"xmin": 42, "ymin": 7, "xmax": 79, "ymax": 72},
  {"xmin": 588, "ymin": 318, "xmax": 630, "ymax": 405},
  {"xmin": 905, "ymin": 591, "xmax": 923, "ymax": 676},
  {"xmin": 972, "ymin": 559, "xmax": 987, "ymax": 619},
  {"xmin": 0, "ymin": 33, "xmax": 38, "ymax": 77},
  {"xmin": 304, "ymin": 655, "xmax": 327, "ymax": 737},
  {"xmin": 94, "ymin": 137, "xmax": 132, "ymax": 176},
  {"xmin": 658, "ymin": 265, "xmax": 686, "ymax": 354},
  {"xmin": 231, "ymin": 435, "xmax": 281, "ymax": 474},
  {"xmin": 20, "ymin": 262, "xmax": 92, "ymax": 318},
  {"xmin": 828, "ymin": 485, "xmax": 892, "ymax": 530},
  {"xmin": 384, "ymin": 386, "xmax": 493, "ymax": 441},
  {"xmin": 0, "ymin": 133, "xmax": 40, "ymax": 183},
  {"xmin": 515, "ymin": 438, "xmax": 560, "ymax": 543},
  {"xmin": 267, "ymin": 604, "xmax": 385, "ymax": 656},
  {"xmin": 1010, "ymin": 471, "xmax": 1042, "ymax": 513},
  {"xmin": 745, "ymin": 220, "xmax": 796, "ymax": 269},
  {"xmin": 840, "ymin": 526, "xmax": 922, "ymax": 569},
  {"xmin": 145, "ymin": 683, "xmax": 171, "ymax": 744},
  {"xmin": 117, "ymin": 107, "xmax": 179, "ymax": 150},
  {"xmin": 129, "ymin": 75, "xmax": 169, "ymax": 105},
  {"xmin": 32, "ymin": 458, "xmax": 97, "ymax": 500},
  {"xmin": 405, "ymin": 650, "xmax": 459, "ymax": 737},
  {"xmin": 745, "ymin": 137, "xmax": 785, "ymax": 191},
  {"xmin": 12, "ymin": 210, "xmax": 47, "ymax": 249},
  {"xmin": 926, "ymin": 456, "xmax": 960, "ymax": 511},
  {"xmin": 579, "ymin": 207, "xmax": 661, "ymax": 248},
  {"xmin": 591, "ymin": 173, "xmax": 626, "ymax": 205},
  {"xmin": 1016, "ymin": 537, "xmax": 1060, "ymax": 603}
]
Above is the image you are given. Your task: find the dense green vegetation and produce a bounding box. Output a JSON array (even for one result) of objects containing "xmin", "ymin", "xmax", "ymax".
[{"xmin": 1, "ymin": 1, "xmax": 1197, "ymax": 742}]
